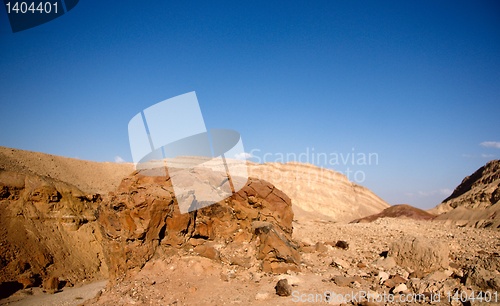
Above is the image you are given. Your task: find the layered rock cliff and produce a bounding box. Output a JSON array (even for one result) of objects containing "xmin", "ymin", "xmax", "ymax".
[
  {"xmin": 247, "ymin": 162, "xmax": 390, "ymax": 222},
  {"xmin": 432, "ymin": 160, "xmax": 500, "ymax": 229}
]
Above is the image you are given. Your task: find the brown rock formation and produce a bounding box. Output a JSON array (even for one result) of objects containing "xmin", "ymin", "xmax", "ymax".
[
  {"xmin": 98, "ymin": 170, "xmax": 300, "ymax": 282},
  {"xmin": 0, "ymin": 170, "xmax": 107, "ymax": 290}
]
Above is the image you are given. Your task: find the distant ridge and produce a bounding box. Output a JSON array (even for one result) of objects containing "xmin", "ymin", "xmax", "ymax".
[
  {"xmin": 350, "ymin": 204, "xmax": 435, "ymax": 223},
  {"xmin": 0, "ymin": 146, "xmax": 390, "ymax": 223},
  {"xmin": 431, "ymin": 160, "xmax": 500, "ymax": 229},
  {"xmin": 247, "ymin": 162, "xmax": 390, "ymax": 222}
]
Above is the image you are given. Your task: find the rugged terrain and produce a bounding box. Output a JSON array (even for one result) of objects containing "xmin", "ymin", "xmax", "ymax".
[
  {"xmin": 86, "ymin": 218, "xmax": 500, "ymax": 306},
  {"xmin": 1, "ymin": 147, "xmax": 499, "ymax": 306}
]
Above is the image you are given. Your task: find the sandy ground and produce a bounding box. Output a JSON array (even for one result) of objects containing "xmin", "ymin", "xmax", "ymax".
[
  {"xmin": 2, "ymin": 212, "xmax": 499, "ymax": 305},
  {"xmin": 0, "ymin": 280, "xmax": 106, "ymax": 306},
  {"xmin": 84, "ymin": 218, "xmax": 500, "ymax": 306}
]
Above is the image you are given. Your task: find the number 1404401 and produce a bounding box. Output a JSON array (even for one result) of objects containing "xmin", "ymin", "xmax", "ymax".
[
  {"xmin": 5, "ymin": 2, "xmax": 58, "ymax": 14},
  {"xmin": 448, "ymin": 290, "xmax": 498, "ymax": 303}
]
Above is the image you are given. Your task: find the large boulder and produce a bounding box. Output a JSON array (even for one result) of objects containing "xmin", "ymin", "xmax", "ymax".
[
  {"xmin": 389, "ymin": 236, "xmax": 449, "ymax": 273},
  {"xmin": 98, "ymin": 171, "xmax": 300, "ymax": 281}
]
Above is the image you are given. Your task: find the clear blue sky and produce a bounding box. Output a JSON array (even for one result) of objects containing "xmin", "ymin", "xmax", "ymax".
[{"xmin": 1, "ymin": 1, "xmax": 499, "ymax": 209}]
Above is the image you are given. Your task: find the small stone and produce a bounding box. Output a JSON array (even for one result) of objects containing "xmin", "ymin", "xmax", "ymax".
[
  {"xmin": 391, "ymin": 283, "xmax": 407, "ymax": 294},
  {"xmin": 378, "ymin": 271, "xmax": 389, "ymax": 285},
  {"xmin": 42, "ymin": 276, "xmax": 59, "ymax": 294},
  {"xmin": 389, "ymin": 275, "xmax": 407, "ymax": 285},
  {"xmin": 332, "ymin": 276, "xmax": 352, "ymax": 287},
  {"xmin": 383, "ymin": 279, "xmax": 397, "ymax": 288},
  {"xmin": 331, "ymin": 258, "xmax": 349, "ymax": 269},
  {"xmin": 335, "ymin": 240, "xmax": 349, "ymax": 250},
  {"xmin": 444, "ymin": 269, "xmax": 453, "ymax": 277},
  {"xmin": 275, "ymin": 279, "xmax": 292, "ymax": 297},
  {"xmin": 384, "ymin": 274, "xmax": 407, "ymax": 288}
]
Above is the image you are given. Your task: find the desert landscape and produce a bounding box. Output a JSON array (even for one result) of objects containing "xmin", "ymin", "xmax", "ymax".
[{"xmin": 0, "ymin": 146, "xmax": 499, "ymax": 306}]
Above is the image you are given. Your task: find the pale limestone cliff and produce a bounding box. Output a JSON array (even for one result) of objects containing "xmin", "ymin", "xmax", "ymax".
[{"xmin": 247, "ymin": 162, "xmax": 390, "ymax": 222}]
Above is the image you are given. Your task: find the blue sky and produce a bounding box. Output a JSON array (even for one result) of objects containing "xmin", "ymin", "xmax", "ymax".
[{"xmin": 1, "ymin": 1, "xmax": 499, "ymax": 209}]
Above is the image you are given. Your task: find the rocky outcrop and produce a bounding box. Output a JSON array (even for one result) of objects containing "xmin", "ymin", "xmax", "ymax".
[
  {"xmin": 98, "ymin": 171, "xmax": 300, "ymax": 282},
  {"xmin": 432, "ymin": 160, "xmax": 500, "ymax": 229},
  {"xmin": 350, "ymin": 204, "xmax": 436, "ymax": 223},
  {"xmin": 0, "ymin": 170, "xmax": 107, "ymax": 292},
  {"xmin": 435, "ymin": 159, "xmax": 500, "ymax": 213},
  {"xmin": 247, "ymin": 162, "xmax": 390, "ymax": 222}
]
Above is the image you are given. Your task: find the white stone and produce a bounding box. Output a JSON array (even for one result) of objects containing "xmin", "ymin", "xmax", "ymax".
[
  {"xmin": 392, "ymin": 283, "xmax": 407, "ymax": 294},
  {"xmin": 378, "ymin": 271, "xmax": 389, "ymax": 284}
]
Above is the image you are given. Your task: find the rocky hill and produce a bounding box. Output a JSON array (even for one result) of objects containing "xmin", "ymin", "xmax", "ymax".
[
  {"xmin": 350, "ymin": 204, "xmax": 436, "ymax": 223},
  {"xmin": 431, "ymin": 160, "xmax": 500, "ymax": 229},
  {"xmin": 0, "ymin": 146, "xmax": 134, "ymax": 195},
  {"xmin": 247, "ymin": 162, "xmax": 390, "ymax": 222}
]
